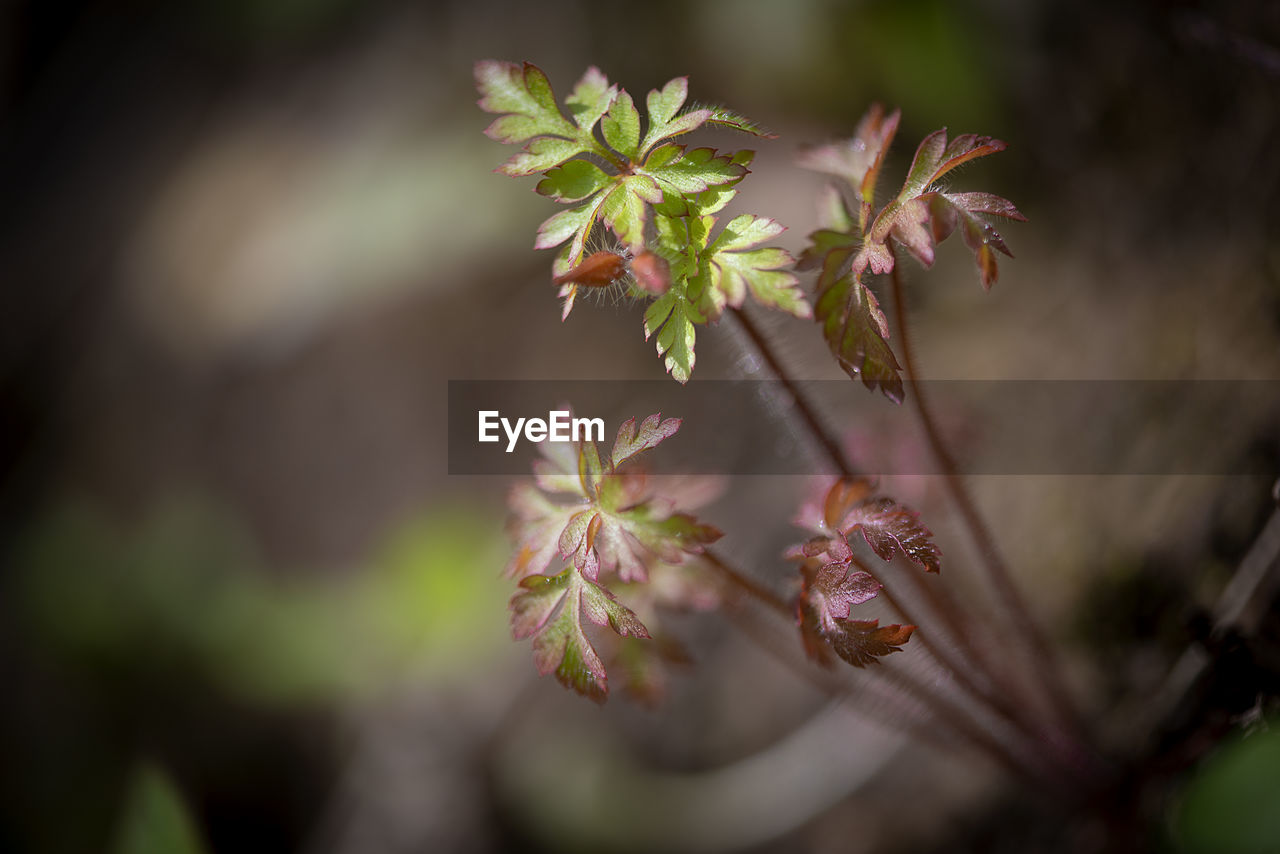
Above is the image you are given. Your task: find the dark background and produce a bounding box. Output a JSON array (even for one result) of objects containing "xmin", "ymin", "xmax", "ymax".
[{"xmin": 2, "ymin": 1, "xmax": 1279, "ymax": 852}]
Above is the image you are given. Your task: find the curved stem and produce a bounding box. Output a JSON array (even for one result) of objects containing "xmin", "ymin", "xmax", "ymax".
[
  {"xmin": 726, "ymin": 303, "xmax": 1097, "ymax": 779},
  {"xmin": 709, "ymin": 552, "xmax": 1062, "ymax": 787}
]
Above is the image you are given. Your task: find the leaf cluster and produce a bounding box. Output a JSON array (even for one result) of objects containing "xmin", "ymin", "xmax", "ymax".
[
  {"xmin": 476, "ymin": 60, "xmax": 809, "ymax": 382},
  {"xmin": 789, "ymin": 478, "xmax": 939, "ymax": 668},
  {"xmin": 506, "ymin": 414, "xmax": 722, "ymax": 702},
  {"xmin": 797, "ymin": 105, "xmax": 1025, "ymax": 401}
]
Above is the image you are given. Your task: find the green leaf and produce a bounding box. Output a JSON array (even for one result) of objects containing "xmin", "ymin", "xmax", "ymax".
[
  {"xmin": 692, "ymin": 183, "xmax": 740, "ymax": 216},
  {"xmin": 475, "ymin": 60, "xmax": 581, "ymax": 145},
  {"xmin": 535, "ymin": 203, "xmax": 596, "ymax": 251},
  {"xmin": 639, "ymin": 76, "xmax": 711, "ymax": 156},
  {"xmin": 643, "ymin": 146, "xmax": 749, "ymax": 196},
  {"xmin": 565, "ymin": 66, "xmax": 617, "ymax": 133},
  {"xmin": 599, "ymin": 175, "xmax": 662, "ymax": 249},
  {"xmin": 496, "ymin": 137, "xmax": 585, "ymax": 178},
  {"xmin": 704, "ymin": 215, "xmax": 809, "ymax": 318},
  {"xmin": 601, "ymin": 89, "xmax": 641, "ymax": 159},
  {"xmin": 815, "ymin": 273, "xmax": 903, "ymax": 402},
  {"xmin": 644, "ymin": 291, "xmax": 701, "ymax": 383},
  {"xmin": 619, "ymin": 507, "xmax": 722, "ymax": 563},
  {"xmin": 527, "ymin": 574, "xmax": 608, "ymax": 702},
  {"xmin": 535, "ymin": 159, "xmax": 611, "ymax": 203},
  {"xmin": 1174, "ymin": 723, "xmax": 1280, "ymax": 854}
]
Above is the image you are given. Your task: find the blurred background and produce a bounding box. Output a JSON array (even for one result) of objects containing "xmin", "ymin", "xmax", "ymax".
[{"xmin": 2, "ymin": 0, "xmax": 1279, "ymax": 851}]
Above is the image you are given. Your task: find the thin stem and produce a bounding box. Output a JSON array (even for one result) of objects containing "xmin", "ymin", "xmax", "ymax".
[
  {"xmin": 731, "ymin": 305, "xmax": 1032, "ymax": 710},
  {"xmin": 869, "ymin": 561, "xmax": 1091, "ymax": 781},
  {"xmin": 703, "ymin": 548, "xmax": 792, "ymax": 617},
  {"xmin": 728, "ymin": 299, "xmax": 1100, "ymax": 783},
  {"xmin": 886, "ymin": 261, "xmax": 1086, "ymax": 748},
  {"xmin": 730, "ymin": 308, "xmax": 852, "ymax": 477},
  {"xmin": 709, "ymin": 551, "xmax": 1061, "ymax": 787}
]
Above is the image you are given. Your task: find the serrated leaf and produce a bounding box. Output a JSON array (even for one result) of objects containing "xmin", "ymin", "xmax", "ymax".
[
  {"xmin": 475, "ymin": 60, "xmax": 581, "ymax": 145},
  {"xmin": 847, "ymin": 127, "xmax": 1020, "ymax": 290},
  {"xmin": 638, "ymin": 77, "xmax": 712, "ymax": 156},
  {"xmin": 565, "ymin": 66, "xmax": 617, "ymax": 133},
  {"xmin": 924, "ymin": 192, "xmax": 1024, "ymax": 290},
  {"xmin": 535, "ymin": 203, "xmax": 594, "ymax": 251},
  {"xmin": 515, "ymin": 569, "xmax": 650, "ymax": 703},
  {"xmin": 618, "ymin": 507, "xmax": 721, "ymax": 566},
  {"xmin": 612, "ymin": 414, "xmax": 682, "ymax": 469},
  {"xmin": 703, "ymin": 215, "xmax": 809, "ymax": 318},
  {"xmin": 646, "ymin": 292, "xmax": 700, "ymax": 383},
  {"xmin": 647, "ymin": 76, "xmax": 690, "ymax": 128},
  {"xmin": 692, "ymin": 183, "xmax": 740, "ymax": 215},
  {"xmin": 528, "ymin": 576, "xmax": 607, "ymax": 702},
  {"xmin": 510, "ymin": 569, "xmax": 571, "ymax": 639},
  {"xmin": 535, "ymin": 159, "xmax": 612, "ymax": 203},
  {"xmin": 815, "ymin": 272, "xmax": 903, "ymax": 402},
  {"xmin": 828, "ymin": 619, "xmax": 916, "ymax": 667},
  {"xmin": 601, "ymin": 89, "xmax": 641, "ymax": 159},
  {"xmin": 702, "ymin": 105, "xmax": 776, "ymax": 138},
  {"xmin": 643, "ymin": 146, "xmax": 748, "ymax": 196},
  {"xmin": 580, "ymin": 576, "xmax": 650, "ymax": 638},
  {"xmin": 839, "ymin": 496, "xmax": 942, "ymax": 573},
  {"xmin": 498, "ymin": 137, "xmax": 585, "ymax": 177},
  {"xmin": 805, "ymin": 563, "xmax": 882, "ymax": 634}
]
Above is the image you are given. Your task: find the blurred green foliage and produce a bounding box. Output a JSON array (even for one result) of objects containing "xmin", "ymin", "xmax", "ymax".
[
  {"xmin": 17, "ymin": 497, "xmax": 511, "ymax": 705},
  {"xmin": 113, "ymin": 763, "xmax": 209, "ymax": 854},
  {"xmin": 1172, "ymin": 720, "xmax": 1280, "ymax": 854}
]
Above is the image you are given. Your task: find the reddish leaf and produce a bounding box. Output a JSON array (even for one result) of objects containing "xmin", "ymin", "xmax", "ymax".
[
  {"xmin": 791, "ymin": 478, "xmax": 941, "ymax": 573},
  {"xmin": 899, "ymin": 129, "xmax": 1007, "ymax": 199},
  {"xmin": 823, "ymin": 477, "xmax": 876, "ymax": 529},
  {"xmin": 814, "ymin": 272, "xmax": 904, "ymax": 402},
  {"xmin": 805, "ymin": 563, "xmax": 882, "ymax": 634},
  {"xmin": 611, "ymin": 414, "xmax": 682, "ymax": 469},
  {"xmin": 828, "ymin": 619, "xmax": 916, "ymax": 668},
  {"xmin": 839, "ymin": 496, "xmax": 942, "ymax": 574}
]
